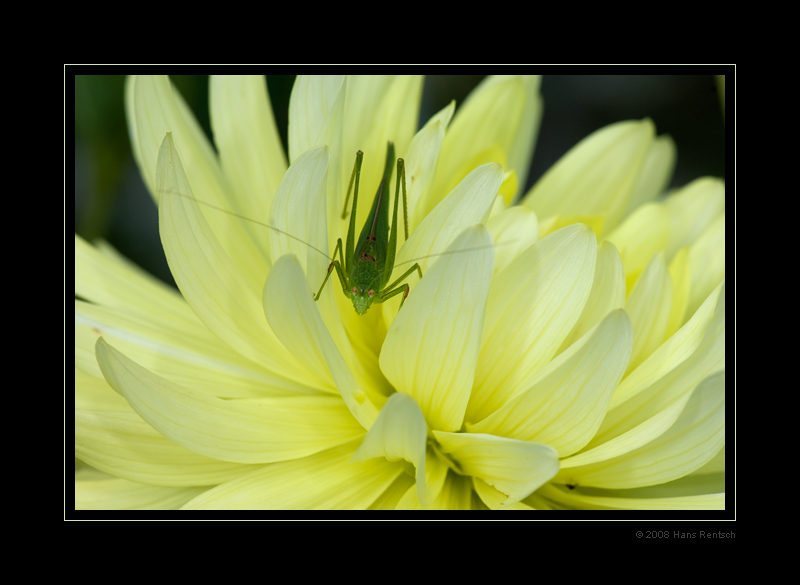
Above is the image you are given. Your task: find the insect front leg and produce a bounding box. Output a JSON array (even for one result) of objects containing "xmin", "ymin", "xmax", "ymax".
[
  {"xmin": 382, "ymin": 262, "xmax": 422, "ymax": 294},
  {"xmin": 313, "ymin": 238, "xmax": 349, "ymax": 301},
  {"xmin": 375, "ymin": 262, "xmax": 423, "ymax": 313}
]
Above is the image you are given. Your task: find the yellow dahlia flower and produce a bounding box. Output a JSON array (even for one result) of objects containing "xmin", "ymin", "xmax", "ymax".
[{"xmin": 74, "ymin": 75, "xmax": 725, "ymax": 510}]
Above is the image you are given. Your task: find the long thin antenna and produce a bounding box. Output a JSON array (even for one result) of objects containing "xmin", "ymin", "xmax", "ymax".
[
  {"xmin": 161, "ymin": 189, "xmax": 330, "ymax": 261},
  {"xmin": 393, "ymin": 239, "xmax": 519, "ymax": 268}
]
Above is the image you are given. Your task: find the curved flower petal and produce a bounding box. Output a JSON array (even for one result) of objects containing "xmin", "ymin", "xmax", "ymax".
[
  {"xmin": 567, "ymin": 492, "xmax": 724, "ymax": 510},
  {"xmin": 393, "ymin": 449, "xmax": 451, "ymax": 510},
  {"xmin": 605, "ymin": 202, "xmax": 671, "ymax": 289},
  {"xmin": 75, "ymin": 234, "xmax": 195, "ymax": 328},
  {"xmin": 76, "ymin": 300, "xmax": 319, "ymax": 399},
  {"xmin": 263, "ymin": 254, "xmax": 380, "ymax": 427},
  {"xmin": 394, "ymin": 162, "xmax": 503, "ymax": 277},
  {"xmin": 433, "ymin": 431, "xmax": 559, "ymax": 506},
  {"xmin": 612, "ymin": 281, "xmax": 724, "ymax": 409},
  {"xmin": 75, "ymin": 368, "xmax": 129, "ymax": 412},
  {"xmin": 126, "ymin": 75, "xmax": 222, "ymax": 201},
  {"xmin": 75, "ymin": 467, "xmax": 205, "ymax": 511},
  {"xmin": 157, "ymin": 133, "xmax": 311, "ymax": 384},
  {"xmin": 95, "ymin": 338, "xmax": 364, "ymax": 464},
  {"xmin": 380, "ymin": 226, "xmax": 494, "ymax": 431},
  {"xmin": 182, "ymin": 442, "xmax": 403, "ymax": 510},
  {"xmin": 469, "ymin": 224, "xmax": 597, "ymax": 422},
  {"xmin": 397, "ymin": 469, "xmax": 475, "ymax": 510},
  {"xmin": 533, "ymin": 481, "xmax": 723, "ymax": 510},
  {"xmin": 665, "ymin": 247, "xmax": 691, "ymax": 339},
  {"xmin": 624, "ymin": 252, "xmax": 673, "ymax": 373},
  {"xmin": 128, "ymin": 77, "xmax": 269, "ymax": 290},
  {"xmin": 557, "ymin": 371, "xmax": 724, "ymax": 489},
  {"xmin": 288, "ymin": 75, "xmax": 346, "ymax": 164},
  {"xmin": 558, "ymin": 240, "xmax": 626, "ymax": 351},
  {"xmin": 267, "ymin": 146, "xmax": 331, "ymax": 292},
  {"xmin": 485, "ymin": 205, "xmax": 539, "ymax": 276},
  {"xmin": 76, "ymin": 410, "xmax": 257, "ymax": 486},
  {"xmin": 664, "ymin": 177, "xmax": 725, "ymax": 259},
  {"xmin": 559, "ymin": 390, "xmax": 690, "ymax": 468},
  {"xmin": 595, "ymin": 283, "xmax": 725, "ymax": 445},
  {"xmin": 351, "ymin": 392, "xmax": 430, "ymax": 506},
  {"xmin": 472, "ymin": 478, "xmax": 536, "ymax": 510},
  {"xmin": 686, "ymin": 213, "xmax": 725, "ymax": 318},
  {"xmin": 468, "ymin": 309, "xmax": 633, "ymax": 456},
  {"xmin": 434, "ymin": 75, "xmax": 542, "ymax": 205},
  {"xmin": 209, "ymin": 75, "xmax": 287, "ymax": 258},
  {"xmin": 522, "ymin": 119, "xmax": 655, "ymax": 236},
  {"xmin": 625, "ymin": 133, "xmax": 676, "ymax": 215},
  {"xmin": 406, "ymin": 100, "xmax": 455, "ymax": 231},
  {"xmin": 367, "ymin": 473, "xmax": 416, "ymax": 510}
]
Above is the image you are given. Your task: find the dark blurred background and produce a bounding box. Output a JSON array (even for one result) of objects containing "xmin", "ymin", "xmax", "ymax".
[{"xmin": 74, "ymin": 74, "xmax": 726, "ymax": 288}]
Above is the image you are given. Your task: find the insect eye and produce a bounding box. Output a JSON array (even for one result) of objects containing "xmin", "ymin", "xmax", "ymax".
[
  {"xmin": 352, "ymin": 287, "xmax": 358, "ymax": 294},
  {"xmin": 368, "ymin": 289, "xmax": 374, "ymax": 297}
]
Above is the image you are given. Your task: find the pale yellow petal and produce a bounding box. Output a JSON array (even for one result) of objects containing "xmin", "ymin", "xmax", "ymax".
[
  {"xmin": 604, "ymin": 202, "xmax": 671, "ymax": 290},
  {"xmin": 558, "ymin": 240, "xmax": 626, "ymax": 352},
  {"xmin": 367, "ymin": 472, "xmax": 416, "ymax": 510},
  {"xmin": 126, "ymin": 75, "xmax": 222, "ymax": 201},
  {"xmin": 209, "ymin": 75, "xmax": 287, "ymax": 259},
  {"xmin": 559, "ymin": 391, "xmax": 691, "ymax": 468},
  {"xmin": 77, "ymin": 300, "xmax": 316, "ymax": 399},
  {"xmin": 665, "ymin": 247, "xmax": 691, "ymax": 338},
  {"xmin": 396, "ymin": 470, "xmax": 475, "ymax": 510},
  {"xmin": 406, "ymin": 100, "xmax": 456, "ymax": 231},
  {"xmin": 75, "ymin": 467, "xmax": 206, "ymax": 511},
  {"xmin": 469, "ymin": 310, "xmax": 632, "ymax": 457},
  {"xmin": 394, "ymin": 449, "xmax": 451, "ymax": 510},
  {"xmin": 593, "ymin": 284, "xmax": 725, "ymax": 446},
  {"xmin": 625, "ymin": 252, "xmax": 673, "ymax": 372},
  {"xmin": 434, "ymin": 75, "xmax": 542, "ymax": 204},
  {"xmin": 287, "ymin": 75, "xmax": 345, "ymax": 163},
  {"xmin": 469, "ymin": 224, "xmax": 597, "ymax": 422},
  {"xmin": 434, "ymin": 431, "xmax": 559, "ymax": 506},
  {"xmin": 522, "ymin": 119, "xmax": 655, "ymax": 236},
  {"xmin": 75, "ymin": 234, "xmax": 196, "ymax": 329},
  {"xmin": 570, "ymin": 492, "xmax": 724, "ymax": 510},
  {"xmin": 473, "ymin": 478, "xmax": 536, "ymax": 510},
  {"xmin": 130, "ymin": 80, "xmax": 269, "ymax": 299},
  {"xmin": 263, "ymin": 254, "xmax": 380, "ymax": 427},
  {"xmin": 182, "ymin": 442, "xmax": 403, "ymax": 510},
  {"xmin": 394, "ymin": 162, "xmax": 503, "ymax": 277},
  {"xmin": 351, "ymin": 392, "xmax": 430, "ymax": 506},
  {"xmin": 76, "ymin": 410, "xmax": 257, "ymax": 486},
  {"xmin": 686, "ymin": 213, "xmax": 725, "ymax": 319},
  {"xmin": 157, "ymin": 133, "xmax": 309, "ymax": 383},
  {"xmin": 562, "ymin": 371, "xmax": 724, "ymax": 489},
  {"xmin": 664, "ymin": 177, "xmax": 725, "ymax": 260},
  {"xmin": 267, "ymin": 146, "xmax": 331, "ymax": 291},
  {"xmin": 612, "ymin": 281, "xmax": 723, "ymax": 409},
  {"xmin": 485, "ymin": 204, "xmax": 539, "ymax": 276},
  {"xmin": 75, "ymin": 368, "xmax": 130, "ymax": 412},
  {"xmin": 95, "ymin": 338, "xmax": 364, "ymax": 464},
  {"xmin": 625, "ymin": 133, "xmax": 676, "ymax": 214},
  {"xmin": 534, "ymin": 481, "xmax": 723, "ymax": 510},
  {"xmin": 380, "ymin": 226, "xmax": 494, "ymax": 431}
]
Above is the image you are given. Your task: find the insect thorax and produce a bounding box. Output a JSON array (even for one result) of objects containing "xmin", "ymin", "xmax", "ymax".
[{"xmin": 350, "ymin": 258, "xmax": 383, "ymax": 295}]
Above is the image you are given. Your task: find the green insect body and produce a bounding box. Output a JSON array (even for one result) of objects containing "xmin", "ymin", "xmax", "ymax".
[{"xmin": 313, "ymin": 142, "xmax": 422, "ymax": 315}]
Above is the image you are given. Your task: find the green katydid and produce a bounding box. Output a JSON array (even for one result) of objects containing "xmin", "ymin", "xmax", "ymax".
[{"xmin": 313, "ymin": 142, "xmax": 422, "ymax": 315}]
